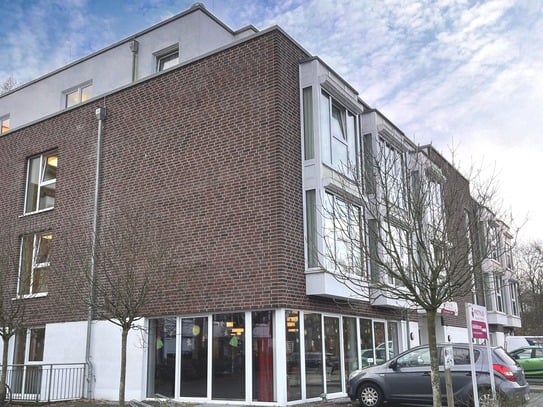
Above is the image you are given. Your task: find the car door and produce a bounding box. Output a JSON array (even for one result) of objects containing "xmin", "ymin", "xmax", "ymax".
[
  {"xmin": 439, "ymin": 346, "xmax": 478, "ymax": 402},
  {"xmin": 385, "ymin": 347, "xmax": 433, "ymax": 405},
  {"xmin": 521, "ymin": 348, "xmax": 543, "ymax": 377}
]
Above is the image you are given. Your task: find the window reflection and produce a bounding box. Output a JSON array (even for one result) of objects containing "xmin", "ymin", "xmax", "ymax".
[
  {"xmin": 304, "ymin": 313, "xmax": 323, "ymax": 398},
  {"xmin": 180, "ymin": 317, "xmax": 208, "ymax": 397},
  {"xmin": 212, "ymin": 313, "xmax": 245, "ymax": 400},
  {"xmin": 286, "ymin": 310, "xmax": 301, "ymax": 401},
  {"xmin": 252, "ymin": 311, "xmax": 274, "ymax": 401}
]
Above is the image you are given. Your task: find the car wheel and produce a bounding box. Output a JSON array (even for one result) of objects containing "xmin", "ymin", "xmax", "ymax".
[
  {"xmin": 357, "ymin": 382, "xmax": 383, "ymax": 407},
  {"xmin": 476, "ymin": 389, "xmax": 501, "ymax": 407}
]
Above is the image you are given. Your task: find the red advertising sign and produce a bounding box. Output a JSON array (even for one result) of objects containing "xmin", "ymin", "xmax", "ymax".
[
  {"xmin": 468, "ymin": 304, "xmax": 489, "ymax": 340},
  {"xmin": 472, "ymin": 320, "xmax": 488, "ymax": 339}
]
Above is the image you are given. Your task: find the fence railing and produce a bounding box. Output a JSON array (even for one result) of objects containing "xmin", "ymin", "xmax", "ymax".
[{"xmin": 1, "ymin": 363, "xmax": 87, "ymax": 402}]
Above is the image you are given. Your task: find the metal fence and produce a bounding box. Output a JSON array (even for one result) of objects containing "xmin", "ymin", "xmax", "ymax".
[{"xmin": 1, "ymin": 363, "xmax": 86, "ymax": 402}]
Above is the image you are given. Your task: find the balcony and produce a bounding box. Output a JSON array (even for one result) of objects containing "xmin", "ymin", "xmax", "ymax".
[{"xmin": 1, "ymin": 363, "xmax": 86, "ymax": 403}]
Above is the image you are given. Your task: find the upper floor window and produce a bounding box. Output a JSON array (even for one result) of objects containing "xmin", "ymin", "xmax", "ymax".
[
  {"xmin": 323, "ymin": 192, "xmax": 362, "ymax": 276},
  {"xmin": 382, "ymin": 223, "xmax": 410, "ymax": 286},
  {"xmin": 64, "ymin": 82, "xmax": 92, "ymax": 108},
  {"xmin": 504, "ymin": 241, "xmax": 514, "ymax": 269},
  {"xmin": 510, "ymin": 281, "xmax": 519, "ymax": 316},
  {"xmin": 494, "ymin": 275, "xmax": 504, "ymax": 312},
  {"xmin": 25, "ymin": 151, "xmax": 58, "ymax": 214},
  {"xmin": 19, "ymin": 232, "xmax": 52, "ymax": 296},
  {"xmin": 156, "ymin": 45, "xmax": 179, "ymax": 72},
  {"xmin": 320, "ymin": 92, "xmax": 356, "ymax": 173},
  {"xmin": 378, "ymin": 138, "xmax": 406, "ymax": 209},
  {"xmin": 427, "ymin": 179, "xmax": 444, "ymax": 231},
  {"xmin": 1, "ymin": 115, "xmax": 10, "ymax": 134}
]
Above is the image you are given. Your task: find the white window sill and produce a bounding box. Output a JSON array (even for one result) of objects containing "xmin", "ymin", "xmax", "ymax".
[
  {"xmin": 15, "ymin": 292, "xmax": 48, "ymax": 300},
  {"xmin": 19, "ymin": 207, "xmax": 54, "ymax": 217}
]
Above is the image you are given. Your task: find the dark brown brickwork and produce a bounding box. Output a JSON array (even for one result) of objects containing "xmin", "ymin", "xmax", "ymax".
[{"xmin": 0, "ymin": 29, "xmax": 399, "ymax": 325}]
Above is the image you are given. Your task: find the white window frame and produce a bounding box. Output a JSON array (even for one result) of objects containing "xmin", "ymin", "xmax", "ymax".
[
  {"xmin": 1, "ymin": 114, "xmax": 10, "ymax": 134},
  {"xmin": 320, "ymin": 91, "xmax": 357, "ymax": 174},
  {"xmin": 378, "ymin": 137, "xmax": 406, "ymax": 209},
  {"xmin": 323, "ymin": 192, "xmax": 363, "ymax": 277},
  {"xmin": 155, "ymin": 44, "xmax": 180, "ymax": 72},
  {"xmin": 18, "ymin": 232, "xmax": 52, "ymax": 297},
  {"xmin": 494, "ymin": 275, "xmax": 504, "ymax": 312},
  {"xmin": 63, "ymin": 81, "xmax": 92, "ymax": 108},
  {"xmin": 24, "ymin": 151, "xmax": 58, "ymax": 214},
  {"xmin": 382, "ymin": 223, "xmax": 410, "ymax": 286}
]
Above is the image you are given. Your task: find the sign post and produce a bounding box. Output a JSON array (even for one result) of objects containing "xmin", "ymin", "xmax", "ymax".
[
  {"xmin": 466, "ymin": 303, "xmax": 495, "ymax": 407},
  {"xmin": 444, "ymin": 345, "xmax": 455, "ymax": 407}
]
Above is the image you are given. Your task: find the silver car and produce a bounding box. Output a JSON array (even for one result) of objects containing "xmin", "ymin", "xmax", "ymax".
[{"xmin": 347, "ymin": 343, "xmax": 530, "ymax": 406}]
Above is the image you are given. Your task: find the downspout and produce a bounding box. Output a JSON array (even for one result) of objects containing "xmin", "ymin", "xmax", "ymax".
[
  {"xmin": 130, "ymin": 40, "xmax": 139, "ymax": 82},
  {"xmin": 86, "ymin": 106, "xmax": 107, "ymax": 399}
]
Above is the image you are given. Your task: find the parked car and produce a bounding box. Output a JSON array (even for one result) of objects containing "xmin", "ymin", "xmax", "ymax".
[
  {"xmin": 360, "ymin": 342, "xmax": 395, "ymax": 367},
  {"xmin": 347, "ymin": 343, "xmax": 530, "ymax": 407},
  {"xmin": 509, "ymin": 346, "xmax": 543, "ymax": 379}
]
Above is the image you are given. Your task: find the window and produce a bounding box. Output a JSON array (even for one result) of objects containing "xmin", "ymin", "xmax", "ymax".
[
  {"xmin": 382, "ymin": 224, "xmax": 410, "ymax": 286},
  {"xmin": 19, "ymin": 232, "xmax": 52, "ymax": 296},
  {"xmin": 12, "ymin": 327, "xmax": 45, "ymax": 394},
  {"xmin": 510, "ymin": 281, "xmax": 519, "ymax": 316},
  {"xmin": 1, "ymin": 115, "xmax": 10, "ymax": 134},
  {"xmin": 494, "ymin": 275, "xmax": 504, "ymax": 312},
  {"xmin": 303, "ymin": 87, "xmax": 314, "ymax": 160},
  {"xmin": 378, "ymin": 138, "xmax": 405, "ymax": 208},
  {"xmin": 305, "ymin": 190, "xmax": 318, "ymax": 268},
  {"xmin": 323, "ymin": 192, "xmax": 362, "ymax": 275},
  {"xmin": 156, "ymin": 46, "xmax": 179, "ymax": 72},
  {"xmin": 24, "ymin": 151, "xmax": 57, "ymax": 214},
  {"xmin": 320, "ymin": 92, "xmax": 356, "ymax": 172},
  {"xmin": 427, "ymin": 179, "xmax": 444, "ymax": 231},
  {"xmin": 64, "ymin": 82, "xmax": 92, "ymax": 108},
  {"xmin": 504, "ymin": 241, "xmax": 514, "ymax": 269}
]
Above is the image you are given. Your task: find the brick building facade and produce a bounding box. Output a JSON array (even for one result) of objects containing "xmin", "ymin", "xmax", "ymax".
[{"xmin": 0, "ymin": 4, "xmax": 520, "ymax": 405}]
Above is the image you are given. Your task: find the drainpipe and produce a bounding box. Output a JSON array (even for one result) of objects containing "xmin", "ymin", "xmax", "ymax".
[
  {"xmin": 130, "ymin": 40, "xmax": 139, "ymax": 82},
  {"xmin": 86, "ymin": 106, "xmax": 107, "ymax": 399}
]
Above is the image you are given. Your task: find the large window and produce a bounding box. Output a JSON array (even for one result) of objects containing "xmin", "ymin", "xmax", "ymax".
[
  {"xmin": 378, "ymin": 137, "xmax": 405, "ymax": 208},
  {"xmin": 1, "ymin": 115, "xmax": 9, "ymax": 134},
  {"xmin": 64, "ymin": 82, "xmax": 92, "ymax": 108},
  {"xmin": 320, "ymin": 92, "xmax": 356, "ymax": 172},
  {"xmin": 427, "ymin": 179, "xmax": 444, "ymax": 231},
  {"xmin": 212, "ymin": 313, "xmax": 245, "ymax": 400},
  {"xmin": 323, "ymin": 192, "xmax": 362, "ymax": 275},
  {"xmin": 19, "ymin": 232, "xmax": 52, "ymax": 296},
  {"xmin": 510, "ymin": 281, "xmax": 519, "ymax": 316},
  {"xmin": 24, "ymin": 151, "xmax": 57, "ymax": 214},
  {"xmin": 494, "ymin": 275, "xmax": 504, "ymax": 312},
  {"xmin": 156, "ymin": 45, "xmax": 179, "ymax": 72},
  {"xmin": 286, "ymin": 310, "xmax": 301, "ymax": 401},
  {"xmin": 147, "ymin": 318, "xmax": 177, "ymax": 398},
  {"xmin": 381, "ymin": 224, "xmax": 409, "ymax": 286},
  {"xmin": 12, "ymin": 327, "xmax": 45, "ymax": 395}
]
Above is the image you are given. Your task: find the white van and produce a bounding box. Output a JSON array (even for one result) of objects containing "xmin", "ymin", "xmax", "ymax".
[{"xmin": 505, "ymin": 335, "xmax": 543, "ymax": 351}]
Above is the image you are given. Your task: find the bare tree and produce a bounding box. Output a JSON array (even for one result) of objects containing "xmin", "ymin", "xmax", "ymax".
[
  {"xmin": 57, "ymin": 211, "xmax": 172, "ymax": 406},
  {"xmin": 318, "ymin": 142, "xmax": 504, "ymax": 406},
  {"xmin": 0, "ymin": 230, "xmax": 27, "ymax": 405},
  {"xmin": 515, "ymin": 241, "xmax": 543, "ymax": 334},
  {"xmin": 0, "ymin": 75, "xmax": 19, "ymax": 95}
]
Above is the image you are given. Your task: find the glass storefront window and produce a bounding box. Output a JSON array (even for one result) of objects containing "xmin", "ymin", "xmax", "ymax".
[
  {"xmin": 147, "ymin": 318, "xmax": 176, "ymax": 398},
  {"xmin": 388, "ymin": 321, "xmax": 399, "ymax": 359},
  {"xmin": 212, "ymin": 313, "xmax": 245, "ymax": 400},
  {"xmin": 360, "ymin": 318, "xmax": 374, "ymax": 368},
  {"xmin": 304, "ymin": 313, "xmax": 323, "ymax": 398},
  {"xmin": 180, "ymin": 317, "xmax": 208, "ymax": 397},
  {"xmin": 252, "ymin": 311, "xmax": 275, "ymax": 401},
  {"xmin": 324, "ymin": 316, "xmax": 341, "ymax": 393},
  {"xmin": 286, "ymin": 310, "xmax": 301, "ymax": 401},
  {"xmin": 343, "ymin": 317, "xmax": 358, "ymax": 378}
]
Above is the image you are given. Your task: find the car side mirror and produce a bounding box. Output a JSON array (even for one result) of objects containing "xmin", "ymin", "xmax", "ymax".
[{"xmin": 389, "ymin": 360, "xmax": 398, "ymax": 370}]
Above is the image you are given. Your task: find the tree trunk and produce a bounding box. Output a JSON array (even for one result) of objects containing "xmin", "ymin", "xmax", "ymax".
[
  {"xmin": 426, "ymin": 309, "xmax": 442, "ymax": 407},
  {"xmin": 119, "ymin": 327, "xmax": 129, "ymax": 406},
  {"xmin": 0, "ymin": 336, "xmax": 9, "ymax": 403}
]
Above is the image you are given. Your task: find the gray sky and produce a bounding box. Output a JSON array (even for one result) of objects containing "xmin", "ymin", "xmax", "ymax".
[{"xmin": 1, "ymin": 0, "xmax": 541, "ymax": 242}]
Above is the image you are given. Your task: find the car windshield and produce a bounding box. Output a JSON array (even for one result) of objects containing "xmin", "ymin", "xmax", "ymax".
[{"xmin": 494, "ymin": 347, "xmax": 518, "ymax": 366}]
